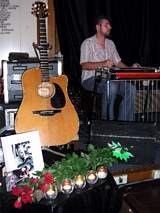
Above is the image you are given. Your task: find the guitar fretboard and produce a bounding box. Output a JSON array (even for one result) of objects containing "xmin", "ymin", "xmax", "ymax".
[{"xmin": 39, "ymin": 17, "xmax": 49, "ymax": 82}]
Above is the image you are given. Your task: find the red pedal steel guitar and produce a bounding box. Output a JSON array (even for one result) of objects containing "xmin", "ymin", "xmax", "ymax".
[{"xmin": 15, "ymin": 2, "xmax": 79, "ymax": 146}]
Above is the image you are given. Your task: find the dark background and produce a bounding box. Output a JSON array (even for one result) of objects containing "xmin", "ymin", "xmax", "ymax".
[{"xmin": 54, "ymin": 0, "xmax": 160, "ymax": 89}]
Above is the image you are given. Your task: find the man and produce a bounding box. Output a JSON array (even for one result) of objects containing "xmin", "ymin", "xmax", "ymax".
[
  {"xmin": 15, "ymin": 142, "xmax": 33, "ymax": 171},
  {"xmin": 80, "ymin": 15, "xmax": 139, "ymax": 121}
]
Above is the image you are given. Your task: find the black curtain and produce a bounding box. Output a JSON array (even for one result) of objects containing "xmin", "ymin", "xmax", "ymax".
[{"xmin": 54, "ymin": 0, "xmax": 160, "ymax": 90}]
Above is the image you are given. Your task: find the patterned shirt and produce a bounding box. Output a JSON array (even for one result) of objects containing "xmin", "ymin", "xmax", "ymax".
[{"xmin": 80, "ymin": 35, "xmax": 121, "ymax": 82}]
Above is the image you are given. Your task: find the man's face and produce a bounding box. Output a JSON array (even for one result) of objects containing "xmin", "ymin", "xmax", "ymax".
[
  {"xmin": 97, "ymin": 19, "xmax": 112, "ymax": 36},
  {"xmin": 17, "ymin": 145, "xmax": 25, "ymax": 159}
]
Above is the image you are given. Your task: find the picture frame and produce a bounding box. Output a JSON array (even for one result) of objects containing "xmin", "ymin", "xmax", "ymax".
[
  {"xmin": 1, "ymin": 130, "xmax": 44, "ymax": 191},
  {"xmin": 0, "ymin": 131, "xmax": 44, "ymax": 176}
]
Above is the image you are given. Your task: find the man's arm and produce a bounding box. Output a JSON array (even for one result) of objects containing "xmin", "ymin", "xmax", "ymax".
[
  {"xmin": 115, "ymin": 61, "xmax": 128, "ymax": 68},
  {"xmin": 82, "ymin": 60, "xmax": 141, "ymax": 70},
  {"xmin": 115, "ymin": 61, "xmax": 141, "ymax": 68},
  {"xmin": 81, "ymin": 59, "xmax": 114, "ymax": 70}
]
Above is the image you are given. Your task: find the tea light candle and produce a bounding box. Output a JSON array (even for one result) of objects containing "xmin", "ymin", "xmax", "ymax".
[
  {"xmin": 45, "ymin": 185, "xmax": 58, "ymax": 200},
  {"xmin": 86, "ymin": 170, "xmax": 98, "ymax": 184},
  {"xmin": 63, "ymin": 183, "xmax": 72, "ymax": 191},
  {"xmin": 75, "ymin": 175, "xmax": 86, "ymax": 189},
  {"xmin": 97, "ymin": 166, "xmax": 107, "ymax": 179},
  {"xmin": 46, "ymin": 189, "xmax": 56, "ymax": 196},
  {"xmin": 89, "ymin": 173, "xmax": 96, "ymax": 180},
  {"xmin": 76, "ymin": 178, "xmax": 83, "ymax": 186},
  {"xmin": 61, "ymin": 179, "xmax": 74, "ymax": 194}
]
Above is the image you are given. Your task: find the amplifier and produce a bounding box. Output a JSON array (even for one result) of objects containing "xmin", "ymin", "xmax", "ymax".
[{"xmin": 2, "ymin": 58, "xmax": 63, "ymax": 103}]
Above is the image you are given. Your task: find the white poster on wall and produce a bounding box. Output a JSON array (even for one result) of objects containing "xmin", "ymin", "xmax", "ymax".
[{"xmin": 0, "ymin": 0, "xmax": 47, "ymax": 75}]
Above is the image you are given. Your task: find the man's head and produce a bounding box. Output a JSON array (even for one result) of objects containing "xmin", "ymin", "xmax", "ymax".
[
  {"xmin": 94, "ymin": 15, "xmax": 112, "ymax": 37},
  {"xmin": 16, "ymin": 144, "xmax": 26, "ymax": 160}
]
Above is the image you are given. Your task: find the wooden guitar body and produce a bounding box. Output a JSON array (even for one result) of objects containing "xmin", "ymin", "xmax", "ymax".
[{"xmin": 15, "ymin": 68, "xmax": 79, "ymax": 146}]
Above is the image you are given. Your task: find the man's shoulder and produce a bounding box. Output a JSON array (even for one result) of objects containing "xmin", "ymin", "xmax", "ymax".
[
  {"xmin": 106, "ymin": 38, "xmax": 115, "ymax": 46},
  {"xmin": 81, "ymin": 35, "xmax": 95, "ymax": 45}
]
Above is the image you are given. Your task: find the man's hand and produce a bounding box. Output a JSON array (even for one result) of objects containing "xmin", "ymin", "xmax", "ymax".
[
  {"xmin": 132, "ymin": 63, "xmax": 141, "ymax": 68},
  {"xmin": 102, "ymin": 59, "xmax": 114, "ymax": 68}
]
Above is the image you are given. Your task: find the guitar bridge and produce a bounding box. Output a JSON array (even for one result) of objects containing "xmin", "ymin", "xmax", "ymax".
[{"xmin": 33, "ymin": 110, "xmax": 61, "ymax": 116}]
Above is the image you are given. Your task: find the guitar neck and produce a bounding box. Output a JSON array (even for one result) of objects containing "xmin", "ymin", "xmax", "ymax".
[{"xmin": 39, "ymin": 16, "xmax": 49, "ymax": 82}]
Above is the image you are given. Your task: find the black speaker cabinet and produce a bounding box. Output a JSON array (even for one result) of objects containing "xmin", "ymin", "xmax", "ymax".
[{"xmin": 90, "ymin": 120, "xmax": 160, "ymax": 165}]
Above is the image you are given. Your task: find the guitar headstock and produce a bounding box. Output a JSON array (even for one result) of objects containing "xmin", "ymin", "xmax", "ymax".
[{"xmin": 31, "ymin": 1, "xmax": 48, "ymax": 18}]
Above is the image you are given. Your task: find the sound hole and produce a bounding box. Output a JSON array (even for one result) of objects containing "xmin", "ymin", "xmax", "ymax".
[{"xmin": 37, "ymin": 82, "xmax": 55, "ymax": 98}]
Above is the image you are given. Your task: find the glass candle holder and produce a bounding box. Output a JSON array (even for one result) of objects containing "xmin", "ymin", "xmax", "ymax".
[
  {"xmin": 74, "ymin": 175, "xmax": 86, "ymax": 190},
  {"xmin": 61, "ymin": 178, "xmax": 74, "ymax": 194},
  {"xmin": 97, "ymin": 166, "xmax": 108, "ymax": 179},
  {"xmin": 86, "ymin": 170, "xmax": 98, "ymax": 184},
  {"xmin": 45, "ymin": 184, "xmax": 58, "ymax": 200}
]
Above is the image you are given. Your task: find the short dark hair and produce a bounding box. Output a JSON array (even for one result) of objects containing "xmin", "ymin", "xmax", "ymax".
[
  {"xmin": 93, "ymin": 15, "xmax": 109, "ymax": 26},
  {"xmin": 92, "ymin": 15, "xmax": 111, "ymax": 33}
]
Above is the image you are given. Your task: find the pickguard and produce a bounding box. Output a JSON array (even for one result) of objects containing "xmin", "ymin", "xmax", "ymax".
[{"xmin": 51, "ymin": 83, "xmax": 66, "ymax": 108}]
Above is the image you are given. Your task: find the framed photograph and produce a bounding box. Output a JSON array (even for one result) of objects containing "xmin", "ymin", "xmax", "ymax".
[
  {"xmin": 1, "ymin": 130, "xmax": 44, "ymax": 172},
  {"xmin": 1, "ymin": 130, "xmax": 44, "ymax": 190}
]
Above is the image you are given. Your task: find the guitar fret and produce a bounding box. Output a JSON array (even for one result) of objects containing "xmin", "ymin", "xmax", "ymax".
[
  {"xmin": 40, "ymin": 62, "xmax": 48, "ymax": 64},
  {"xmin": 40, "ymin": 55, "xmax": 48, "ymax": 57},
  {"xmin": 41, "ymin": 64, "xmax": 48, "ymax": 66},
  {"xmin": 41, "ymin": 64, "xmax": 49, "ymax": 67}
]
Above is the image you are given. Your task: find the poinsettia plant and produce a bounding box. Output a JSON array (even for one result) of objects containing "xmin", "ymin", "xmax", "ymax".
[{"xmin": 12, "ymin": 171, "xmax": 55, "ymax": 208}]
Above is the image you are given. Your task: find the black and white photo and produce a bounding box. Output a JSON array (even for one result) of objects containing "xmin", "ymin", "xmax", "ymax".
[{"xmin": 1, "ymin": 130, "xmax": 44, "ymax": 175}]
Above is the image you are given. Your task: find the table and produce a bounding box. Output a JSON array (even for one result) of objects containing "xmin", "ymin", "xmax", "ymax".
[{"xmin": 0, "ymin": 171, "xmax": 122, "ymax": 213}]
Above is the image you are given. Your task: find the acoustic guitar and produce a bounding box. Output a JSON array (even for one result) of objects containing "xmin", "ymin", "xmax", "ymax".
[{"xmin": 15, "ymin": 1, "xmax": 79, "ymax": 146}]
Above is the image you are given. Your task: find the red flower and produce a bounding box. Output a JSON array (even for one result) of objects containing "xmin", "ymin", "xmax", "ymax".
[
  {"xmin": 39, "ymin": 183, "xmax": 49, "ymax": 192},
  {"xmin": 14, "ymin": 198, "xmax": 22, "ymax": 209},
  {"xmin": 30, "ymin": 177, "xmax": 39, "ymax": 184},
  {"xmin": 12, "ymin": 172, "xmax": 55, "ymax": 208},
  {"xmin": 12, "ymin": 187, "xmax": 23, "ymax": 196},
  {"xmin": 21, "ymin": 193, "xmax": 33, "ymax": 204},
  {"xmin": 23, "ymin": 185, "xmax": 34, "ymax": 195},
  {"xmin": 43, "ymin": 172, "xmax": 54, "ymax": 184}
]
